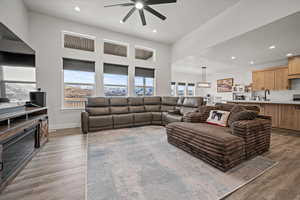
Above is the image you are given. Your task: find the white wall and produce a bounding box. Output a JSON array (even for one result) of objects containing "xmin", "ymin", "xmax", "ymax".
[
  {"xmin": 0, "ymin": 0, "xmax": 30, "ymax": 44},
  {"xmin": 29, "ymin": 12, "xmax": 172, "ymax": 130}
]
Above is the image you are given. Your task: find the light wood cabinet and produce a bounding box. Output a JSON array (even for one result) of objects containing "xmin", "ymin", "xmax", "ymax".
[
  {"xmin": 252, "ymin": 71, "xmax": 265, "ymax": 91},
  {"xmin": 275, "ymin": 68, "xmax": 289, "ymax": 90},
  {"xmin": 264, "ymin": 104, "xmax": 279, "ymax": 127},
  {"xmin": 264, "ymin": 70, "xmax": 275, "ymax": 90},
  {"xmin": 278, "ymin": 105, "xmax": 300, "ymax": 131},
  {"xmin": 288, "ymin": 56, "xmax": 300, "ymax": 75},
  {"xmin": 252, "ymin": 66, "xmax": 289, "ymax": 91}
]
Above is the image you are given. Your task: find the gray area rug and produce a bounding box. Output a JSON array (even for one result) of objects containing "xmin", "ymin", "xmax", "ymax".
[{"xmin": 87, "ymin": 126, "xmax": 277, "ymax": 200}]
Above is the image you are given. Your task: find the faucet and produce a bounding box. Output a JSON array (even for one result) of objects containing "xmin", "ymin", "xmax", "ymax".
[{"xmin": 264, "ymin": 89, "xmax": 270, "ymax": 101}]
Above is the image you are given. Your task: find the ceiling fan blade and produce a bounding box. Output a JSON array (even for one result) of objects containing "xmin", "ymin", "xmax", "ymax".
[
  {"xmin": 144, "ymin": 6, "xmax": 166, "ymax": 20},
  {"xmin": 145, "ymin": 0, "xmax": 177, "ymax": 5},
  {"xmin": 139, "ymin": 9, "xmax": 147, "ymax": 26},
  {"xmin": 104, "ymin": 3, "xmax": 134, "ymax": 7},
  {"xmin": 122, "ymin": 7, "xmax": 136, "ymax": 22}
]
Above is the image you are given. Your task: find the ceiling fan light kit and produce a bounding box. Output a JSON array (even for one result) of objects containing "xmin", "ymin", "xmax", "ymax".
[{"xmin": 104, "ymin": 0, "xmax": 177, "ymax": 26}]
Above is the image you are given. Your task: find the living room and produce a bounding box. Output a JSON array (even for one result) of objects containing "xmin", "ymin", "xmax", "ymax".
[{"xmin": 0, "ymin": 0, "xmax": 300, "ymax": 199}]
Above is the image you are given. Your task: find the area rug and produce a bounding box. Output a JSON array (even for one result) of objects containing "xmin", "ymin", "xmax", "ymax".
[{"xmin": 87, "ymin": 126, "xmax": 277, "ymax": 200}]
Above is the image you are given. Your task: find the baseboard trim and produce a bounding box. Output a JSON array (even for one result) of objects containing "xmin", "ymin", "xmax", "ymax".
[{"xmin": 50, "ymin": 123, "xmax": 81, "ymax": 131}]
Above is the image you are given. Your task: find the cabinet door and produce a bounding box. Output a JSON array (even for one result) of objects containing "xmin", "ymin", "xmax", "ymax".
[
  {"xmin": 278, "ymin": 105, "xmax": 299, "ymax": 130},
  {"xmin": 264, "ymin": 71, "xmax": 275, "ymax": 90},
  {"xmin": 264, "ymin": 104, "xmax": 279, "ymax": 127},
  {"xmin": 252, "ymin": 71, "xmax": 265, "ymax": 91},
  {"xmin": 288, "ymin": 57, "xmax": 300, "ymax": 75},
  {"xmin": 275, "ymin": 68, "xmax": 289, "ymax": 90}
]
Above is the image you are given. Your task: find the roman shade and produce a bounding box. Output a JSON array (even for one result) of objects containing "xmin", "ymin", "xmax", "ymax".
[
  {"xmin": 103, "ymin": 63, "xmax": 128, "ymax": 75},
  {"xmin": 178, "ymin": 82, "xmax": 186, "ymax": 86},
  {"xmin": 104, "ymin": 42, "xmax": 127, "ymax": 57},
  {"xmin": 64, "ymin": 34, "xmax": 95, "ymax": 52},
  {"xmin": 188, "ymin": 83, "xmax": 195, "ymax": 86},
  {"xmin": 135, "ymin": 67, "xmax": 155, "ymax": 78},
  {"xmin": 63, "ymin": 58, "xmax": 95, "ymax": 72}
]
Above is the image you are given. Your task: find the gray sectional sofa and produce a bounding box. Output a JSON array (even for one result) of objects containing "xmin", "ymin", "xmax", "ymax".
[{"xmin": 81, "ymin": 96, "xmax": 204, "ymax": 133}]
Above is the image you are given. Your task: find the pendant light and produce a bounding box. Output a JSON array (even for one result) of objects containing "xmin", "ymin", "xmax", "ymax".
[{"xmin": 197, "ymin": 66, "xmax": 211, "ymax": 88}]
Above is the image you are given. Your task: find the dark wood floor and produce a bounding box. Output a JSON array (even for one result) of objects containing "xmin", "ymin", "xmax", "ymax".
[{"xmin": 0, "ymin": 128, "xmax": 300, "ymax": 200}]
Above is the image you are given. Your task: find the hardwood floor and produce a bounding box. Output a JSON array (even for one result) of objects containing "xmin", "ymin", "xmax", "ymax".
[{"xmin": 0, "ymin": 128, "xmax": 300, "ymax": 200}]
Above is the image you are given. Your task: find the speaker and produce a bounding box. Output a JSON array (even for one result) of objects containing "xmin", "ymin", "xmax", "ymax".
[{"xmin": 30, "ymin": 91, "xmax": 46, "ymax": 107}]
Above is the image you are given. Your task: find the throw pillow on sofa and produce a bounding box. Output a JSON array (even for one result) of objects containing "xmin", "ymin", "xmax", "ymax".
[
  {"xmin": 228, "ymin": 105, "xmax": 246, "ymax": 127},
  {"xmin": 230, "ymin": 110, "xmax": 258, "ymax": 124},
  {"xmin": 206, "ymin": 110, "xmax": 231, "ymax": 127}
]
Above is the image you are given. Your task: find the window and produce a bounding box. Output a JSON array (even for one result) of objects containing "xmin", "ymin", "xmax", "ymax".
[
  {"xmin": 1, "ymin": 65, "xmax": 36, "ymax": 102},
  {"xmin": 103, "ymin": 63, "xmax": 128, "ymax": 96},
  {"xmin": 104, "ymin": 41, "xmax": 128, "ymax": 57},
  {"xmin": 135, "ymin": 47, "xmax": 155, "ymax": 61},
  {"xmin": 63, "ymin": 32, "xmax": 95, "ymax": 52},
  {"xmin": 135, "ymin": 67, "xmax": 155, "ymax": 96},
  {"xmin": 170, "ymin": 82, "xmax": 176, "ymax": 96},
  {"xmin": 187, "ymin": 83, "xmax": 195, "ymax": 96},
  {"xmin": 63, "ymin": 58, "xmax": 95, "ymax": 109},
  {"xmin": 177, "ymin": 82, "xmax": 186, "ymax": 96}
]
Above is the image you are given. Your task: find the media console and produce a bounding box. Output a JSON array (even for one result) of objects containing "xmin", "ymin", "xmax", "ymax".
[{"xmin": 0, "ymin": 104, "xmax": 48, "ymax": 192}]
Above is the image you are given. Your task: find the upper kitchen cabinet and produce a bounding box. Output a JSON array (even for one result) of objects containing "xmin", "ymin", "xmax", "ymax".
[
  {"xmin": 288, "ymin": 56, "xmax": 300, "ymax": 77},
  {"xmin": 264, "ymin": 70, "xmax": 275, "ymax": 90},
  {"xmin": 252, "ymin": 71, "xmax": 265, "ymax": 91},
  {"xmin": 275, "ymin": 67, "xmax": 289, "ymax": 90}
]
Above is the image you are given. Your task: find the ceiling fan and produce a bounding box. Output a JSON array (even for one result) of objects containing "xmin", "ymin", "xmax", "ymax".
[{"xmin": 104, "ymin": 0, "xmax": 177, "ymax": 26}]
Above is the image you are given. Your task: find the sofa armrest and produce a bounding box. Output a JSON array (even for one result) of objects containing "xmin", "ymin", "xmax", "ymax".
[
  {"xmin": 183, "ymin": 106, "xmax": 215, "ymax": 123},
  {"xmin": 81, "ymin": 111, "xmax": 89, "ymax": 134}
]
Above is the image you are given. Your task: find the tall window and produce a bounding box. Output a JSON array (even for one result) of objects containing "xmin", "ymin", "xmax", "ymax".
[
  {"xmin": 177, "ymin": 82, "xmax": 186, "ymax": 96},
  {"xmin": 135, "ymin": 67, "xmax": 155, "ymax": 96},
  {"xmin": 170, "ymin": 82, "xmax": 176, "ymax": 96},
  {"xmin": 1, "ymin": 66, "xmax": 36, "ymax": 102},
  {"xmin": 187, "ymin": 83, "xmax": 195, "ymax": 96},
  {"xmin": 63, "ymin": 58, "xmax": 95, "ymax": 109},
  {"xmin": 103, "ymin": 63, "xmax": 128, "ymax": 96}
]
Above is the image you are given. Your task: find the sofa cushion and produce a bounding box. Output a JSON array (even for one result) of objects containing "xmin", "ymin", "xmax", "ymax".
[
  {"xmin": 161, "ymin": 105, "xmax": 175, "ymax": 112},
  {"xmin": 144, "ymin": 97, "xmax": 161, "ymax": 105},
  {"xmin": 164, "ymin": 113, "xmax": 183, "ymax": 123},
  {"xmin": 206, "ymin": 110, "xmax": 231, "ymax": 127},
  {"xmin": 89, "ymin": 115, "xmax": 113, "ymax": 128},
  {"xmin": 231, "ymin": 110, "xmax": 258, "ymax": 122},
  {"xmin": 133, "ymin": 112, "xmax": 152, "ymax": 123},
  {"xmin": 110, "ymin": 97, "xmax": 128, "ymax": 106},
  {"xmin": 183, "ymin": 97, "xmax": 203, "ymax": 108},
  {"xmin": 145, "ymin": 105, "xmax": 160, "ymax": 112},
  {"xmin": 87, "ymin": 97, "xmax": 109, "ymax": 107},
  {"xmin": 177, "ymin": 97, "xmax": 185, "ymax": 106},
  {"xmin": 180, "ymin": 107, "xmax": 197, "ymax": 116},
  {"xmin": 129, "ymin": 106, "xmax": 145, "ymax": 113},
  {"xmin": 128, "ymin": 97, "xmax": 144, "ymax": 106},
  {"xmin": 162, "ymin": 97, "xmax": 178, "ymax": 106},
  {"xmin": 113, "ymin": 114, "xmax": 133, "ymax": 125},
  {"xmin": 110, "ymin": 106, "xmax": 129, "ymax": 114},
  {"xmin": 86, "ymin": 107, "xmax": 110, "ymax": 116},
  {"xmin": 152, "ymin": 112, "xmax": 162, "ymax": 121},
  {"xmin": 228, "ymin": 105, "xmax": 246, "ymax": 127}
]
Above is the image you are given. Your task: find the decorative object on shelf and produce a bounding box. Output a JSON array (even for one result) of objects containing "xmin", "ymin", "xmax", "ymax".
[
  {"xmin": 104, "ymin": 0, "xmax": 177, "ymax": 26},
  {"xmin": 197, "ymin": 67, "xmax": 211, "ymax": 88},
  {"xmin": 217, "ymin": 78, "xmax": 233, "ymax": 92}
]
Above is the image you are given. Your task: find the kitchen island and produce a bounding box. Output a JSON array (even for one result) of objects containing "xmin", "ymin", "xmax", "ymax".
[{"xmin": 227, "ymin": 100, "xmax": 300, "ymax": 131}]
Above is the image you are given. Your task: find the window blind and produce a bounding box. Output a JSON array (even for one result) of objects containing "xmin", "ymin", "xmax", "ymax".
[
  {"xmin": 64, "ymin": 34, "xmax": 95, "ymax": 52},
  {"xmin": 103, "ymin": 63, "xmax": 128, "ymax": 75},
  {"xmin": 104, "ymin": 42, "xmax": 127, "ymax": 57},
  {"xmin": 63, "ymin": 58, "xmax": 95, "ymax": 72},
  {"xmin": 135, "ymin": 67, "xmax": 155, "ymax": 78},
  {"xmin": 178, "ymin": 82, "xmax": 186, "ymax": 86},
  {"xmin": 0, "ymin": 52, "xmax": 35, "ymax": 67},
  {"xmin": 188, "ymin": 83, "xmax": 195, "ymax": 86}
]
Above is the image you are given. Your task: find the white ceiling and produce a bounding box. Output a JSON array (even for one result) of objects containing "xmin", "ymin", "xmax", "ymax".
[
  {"xmin": 24, "ymin": 0, "xmax": 240, "ymax": 44},
  {"xmin": 173, "ymin": 11, "xmax": 300, "ymax": 74}
]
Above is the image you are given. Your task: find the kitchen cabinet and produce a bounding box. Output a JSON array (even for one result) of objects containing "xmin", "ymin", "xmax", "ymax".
[
  {"xmin": 278, "ymin": 105, "xmax": 300, "ymax": 131},
  {"xmin": 264, "ymin": 70, "xmax": 275, "ymax": 90},
  {"xmin": 252, "ymin": 71, "xmax": 265, "ymax": 91},
  {"xmin": 288, "ymin": 56, "xmax": 300, "ymax": 76},
  {"xmin": 275, "ymin": 68, "xmax": 289, "ymax": 90},
  {"xmin": 264, "ymin": 104, "xmax": 279, "ymax": 127}
]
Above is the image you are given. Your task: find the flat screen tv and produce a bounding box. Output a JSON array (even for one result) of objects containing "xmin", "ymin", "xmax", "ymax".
[{"xmin": 0, "ymin": 23, "xmax": 36, "ymax": 103}]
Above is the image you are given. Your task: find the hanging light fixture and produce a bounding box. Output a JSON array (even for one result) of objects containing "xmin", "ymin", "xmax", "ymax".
[{"xmin": 197, "ymin": 66, "xmax": 211, "ymax": 88}]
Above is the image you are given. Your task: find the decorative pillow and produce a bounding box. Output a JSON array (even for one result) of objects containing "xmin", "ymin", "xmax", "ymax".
[
  {"xmin": 228, "ymin": 105, "xmax": 246, "ymax": 127},
  {"xmin": 231, "ymin": 110, "xmax": 258, "ymax": 124},
  {"xmin": 206, "ymin": 110, "xmax": 231, "ymax": 127}
]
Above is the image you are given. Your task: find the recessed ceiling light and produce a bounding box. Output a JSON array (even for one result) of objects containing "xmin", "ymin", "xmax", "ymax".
[
  {"xmin": 286, "ymin": 53, "xmax": 293, "ymax": 57},
  {"xmin": 231, "ymin": 56, "xmax": 236, "ymax": 60},
  {"xmin": 120, "ymin": 20, "xmax": 124, "ymax": 24},
  {"xmin": 135, "ymin": 2, "xmax": 144, "ymax": 10},
  {"xmin": 74, "ymin": 6, "xmax": 81, "ymax": 12},
  {"xmin": 152, "ymin": 29, "xmax": 157, "ymax": 33},
  {"xmin": 250, "ymin": 61, "xmax": 254, "ymax": 65},
  {"xmin": 269, "ymin": 45, "xmax": 276, "ymax": 49}
]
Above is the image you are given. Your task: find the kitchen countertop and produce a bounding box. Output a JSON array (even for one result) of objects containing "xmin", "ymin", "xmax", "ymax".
[{"xmin": 227, "ymin": 100, "xmax": 300, "ymax": 105}]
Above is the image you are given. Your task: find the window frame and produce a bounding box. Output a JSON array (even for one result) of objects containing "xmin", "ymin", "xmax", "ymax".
[
  {"xmin": 177, "ymin": 82, "xmax": 186, "ymax": 97},
  {"xmin": 1, "ymin": 66, "xmax": 37, "ymax": 102},
  {"xmin": 187, "ymin": 83, "xmax": 196, "ymax": 96},
  {"xmin": 62, "ymin": 31, "xmax": 96, "ymax": 52},
  {"xmin": 134, "ymin": 76, "xmax": 155, "ymax": 96},
  {"xmin": 61, "ymin": 60, "xmax": 96, "ymax": 110}
]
